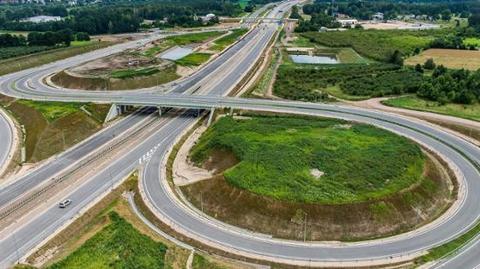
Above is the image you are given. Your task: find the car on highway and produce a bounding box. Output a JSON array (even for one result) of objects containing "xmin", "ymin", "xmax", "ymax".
[{"xmin": 59, "ymin": 199, "xmax": 72, "ymax": 208}]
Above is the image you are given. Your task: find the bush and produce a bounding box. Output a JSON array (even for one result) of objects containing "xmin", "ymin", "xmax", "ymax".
[{"xmin": 75, "ymin": 32, "xmax": 90, "ymax": 41}]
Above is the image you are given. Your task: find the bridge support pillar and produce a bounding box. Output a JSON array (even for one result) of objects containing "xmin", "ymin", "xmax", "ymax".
[
  {"xmin": 158, "ymin": 107, "xmax": 163, "ymax": 117},
  {"xmin": 229, "ymin": 107, "xmax": 234, "ymax": 116},
  {"xmin": 207, "ymin": 107, "xmax": 215, "ymax": 126},
  {"xmin": 105, "ymin": 103, "xmax": 122, "ymax": 123}
]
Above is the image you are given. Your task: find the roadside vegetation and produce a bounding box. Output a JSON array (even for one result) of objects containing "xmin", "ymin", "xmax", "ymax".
[
  {"xmin": 383, "ymin": 96, "xmax": 480, "ymax": 122},
  {"xmin": 0, "ymin": 95, "xmax": 109, "ymax": 162},
  {"xmin": 47, "ymin": 211, "xmax": 168, "ymax": 269}
]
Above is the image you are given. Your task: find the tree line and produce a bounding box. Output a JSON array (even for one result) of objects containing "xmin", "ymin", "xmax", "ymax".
[
  {"xmin": 305, "ymin": 0, "xmax": 480, "ymax": 21},
  {"xmin": 0, "ymin": 0, "xmax": 258, "ymax": 34},
  {"xmin": 0, "ymin": 30, "xmax": 89, "ymax": 48}
]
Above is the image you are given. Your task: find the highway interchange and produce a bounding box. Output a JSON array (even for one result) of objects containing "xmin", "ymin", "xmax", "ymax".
[{"xmin": 0, "ymin": 1, "xmax": 479, "ymax": 268}]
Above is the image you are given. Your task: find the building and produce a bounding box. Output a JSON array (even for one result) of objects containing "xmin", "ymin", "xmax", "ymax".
[
  {"xmin": 21, "ymin": 15, "xmax": 62, "ymax": 23},
  {"xmin": 200, "ymin": 13, "xmax": 216, "ymax": 23},
  {"xmin": 372, "ymin": 12, "xmax": 384, "ymax": 21},
  {"xmin": 336, "ymin": 19, "xmax": 358, "ymax": 28}
]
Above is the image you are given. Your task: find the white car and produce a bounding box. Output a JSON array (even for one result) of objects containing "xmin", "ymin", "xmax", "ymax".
[{"xmin": 59, "ymin": 199, "xmax": 72, "ymax": 208}]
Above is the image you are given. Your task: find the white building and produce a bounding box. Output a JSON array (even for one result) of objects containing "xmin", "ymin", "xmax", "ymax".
[
  {"xmin": 372, "ymin": 12, "xmax": 384, "ymax": 21},
  {"xmin": 21, "ymin": 15, "xmax": 62, "ymax": 23},
  {"xmin": 336, "ymin": 19, "xmax": 358, "ymax": 28}
]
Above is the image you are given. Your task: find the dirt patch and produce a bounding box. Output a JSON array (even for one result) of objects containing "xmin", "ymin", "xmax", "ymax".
[
  {"xmin": 180, "ymin": 151, "xmax": 455, "ymax": 241},
  {"xmin": 203, "ymin": 149, "xmax": 239, "ymax": 173}
]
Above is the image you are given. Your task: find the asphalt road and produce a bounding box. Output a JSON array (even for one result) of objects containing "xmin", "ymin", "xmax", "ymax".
[
  {"xmin": 1, "ymin": 1, "xmax": 479, "ymax": 268},
  {"xmin": 0, "ymin": 109, "xmax": 13, "ymax": 177}
]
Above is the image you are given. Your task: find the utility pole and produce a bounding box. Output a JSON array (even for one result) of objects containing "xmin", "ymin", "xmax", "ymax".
[
  {"xmin": 200, "ymin": 191, "xmax": 204, "ymax": 212},
  {"xmin": 303, "ymin": 212, "xmax": 307, "ymax": 242}
]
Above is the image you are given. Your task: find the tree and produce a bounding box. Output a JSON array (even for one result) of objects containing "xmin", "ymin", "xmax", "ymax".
[
  {"xmin": 389, "ymin": 50, "xmax": 403, "ymax": 66},
  {"xmin": 424, "ymin": 58, "xmax": 436, "ymax": 70},
  {"xmin": 75, "ymin": 32, "xmax": 90, "ymax": 41},
  {"xmin": 441, "ymin": 9, "xmax": 452, "ymax": 21},
  {"xmin": 57, "ymin": 28, "xmax": 73, "ymax": 46},
  {"xmin": 415, "ymin": 64, "xmax": 424, "ymax": 73}
]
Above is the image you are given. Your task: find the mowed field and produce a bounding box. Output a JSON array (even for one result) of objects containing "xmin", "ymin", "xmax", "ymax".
[{"xmin": 406, "ymin": 48, "xmax": 480, "ymax": 70}]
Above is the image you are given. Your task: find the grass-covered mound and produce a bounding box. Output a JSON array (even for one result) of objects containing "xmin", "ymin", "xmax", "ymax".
[
  {"xmin": 190, "ymin": 115, "xmax": 426, "ymax": 204},
  {"xmin": 47, "ymin": 212, "xmax": 167, "ymax": 269},
  {"xmin": 183, "ymin": 114, "xmax": 455, "ymax": 241}
]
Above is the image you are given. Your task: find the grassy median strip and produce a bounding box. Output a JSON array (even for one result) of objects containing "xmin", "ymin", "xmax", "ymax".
[
  {"xmin": 167, "ymin": 31, "xmax": 224, "ymax": 46},
  {"xmin": 210, "ymin": 29, "xmax": 248, "ymax": 51},
  {"xmin": 176, "ymin": 53, "xmax": 212, "ymax": 66},
  {"xmin": 418, "ymin": 221, "xmax": 480, "ymax": 263}
]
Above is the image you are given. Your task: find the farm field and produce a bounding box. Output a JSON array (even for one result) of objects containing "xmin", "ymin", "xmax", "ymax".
[
  {"xmin": 383, "ymin": 96, "xmax": 480, "ymax": 122},
  {"xmin": 183, "ymin": 114, "xmax": 454, "ymax": 241},
  {"xmin": 405, "ymin": 48, "xmax": 480, "ymax": 70}
]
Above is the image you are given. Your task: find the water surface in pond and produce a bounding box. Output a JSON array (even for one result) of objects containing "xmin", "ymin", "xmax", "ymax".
[{"xmin": 290, "ymin": 54, "xmax": 339, "ymax": 64}]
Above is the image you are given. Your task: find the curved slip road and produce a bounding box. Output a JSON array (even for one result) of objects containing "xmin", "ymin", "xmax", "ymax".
[
  {"xmin": 0, "ymin": 108, "xmax": 15, "ymax": 177},
  {"xmin": 1, "ymin": 1, "xmax": 479, "ymax": 267}
]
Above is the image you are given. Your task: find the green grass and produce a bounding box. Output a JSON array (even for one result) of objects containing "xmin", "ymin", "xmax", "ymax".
[
  {"xmin": 301, "ymin": 29, "xmax": 446, "ymax": 62},
  {"xmin": 176, "ymin": 52, "xmax": 212, "ymax": 66},
  {"xmin": 323, "ymin": 85, "xmax": 370, "ymax": 101},
  {"xmin": 464, "ymin": 37, "xmax": 480, "ymax": 48},
  {"xmin": 383, "ymin": 96, "xmax": 480, "ymax": 122},
  {"xmin": 419, "ymin": 221, "xmax": 480, "ymax": 263},
  {"xmin": 192, "ymin": 254, "xmax": 227, "ymax": 269},
  {"xmin": 47, "ymin": 212, "xmax": 168, "ymax": 269},
  {"xmin": 16, "ymin": 100, "xmax": 82, "ymax": 122},
  {"xmin": 110, "ymin": 67, "xmax": 159, "ymax": 79},
  {"xmin": 191, "ymin": 115, "xmax": 425, "ymax": 204},
  {"xmin": 0, "ymin": 41, "xmax": 113, "ymax": 76},
  {"xmin": 210, "ymin": 29, "xmax": 248, "ymax": 51},
  {"xmin": 167, "ymin": 31, "xmax": 224, "ymax": 46}
]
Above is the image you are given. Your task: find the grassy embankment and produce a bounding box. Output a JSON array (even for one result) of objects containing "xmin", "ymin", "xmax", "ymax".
[
  {"xmin": 0, "ymin": 41, "xmax": 113, "ymax": 76},
  {"xmin": 190, "ymin": 116, "xmax": 426, "ymax": 204},
  {"xmin": 182, "ymin": 115, "xmax": 454, "ymax": 241},
  {"xmin": 0, "ymin": 95, "xmax": 110, "ymax": 163},
  {"xmin": 46, "ymin": 211, "xmax": 168, "ymax": 269},
  {"xmin": 383, "ymin": 96, "xmax": 480, "ymax": 122}
]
